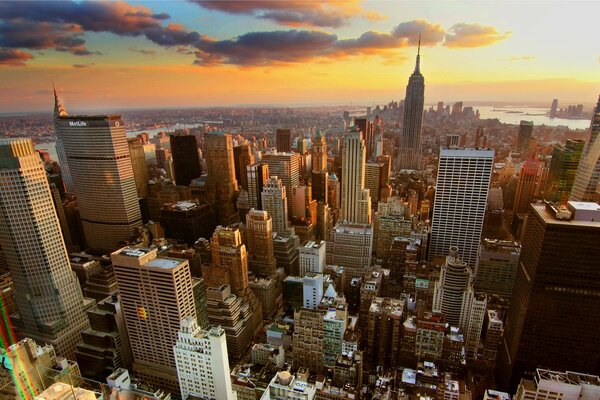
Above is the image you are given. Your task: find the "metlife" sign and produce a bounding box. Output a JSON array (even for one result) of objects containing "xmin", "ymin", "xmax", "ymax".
[{"xmin": 69, "ymin": 121, "xmax": 87, "ymax": 127}]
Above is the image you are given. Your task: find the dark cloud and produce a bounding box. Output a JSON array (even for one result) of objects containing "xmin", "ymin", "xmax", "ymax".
[
  {"xmin": 0, "ymin": 19, "xmax": 92, "ymax": 55},
  {"xmin": 392, "ymin": 20, "xmax": 445, "ymax": 45},
  {"xmin": 129, "ymin": 47, "xmax": 157, "ymax": 55},
  {"xmin": 72, "ymin": 62, "xmax": 95, "ymax": 68},
  {"xmin": 0, "ymin": 47, "xmax": 33, "ymax": 66},
  {"xmin": 444, "ymin": 23, "xmax": 511, "ymax": 48},
  {"xmin": 191, "ymin": 0, "xmax": 384, "ymax": 28}
]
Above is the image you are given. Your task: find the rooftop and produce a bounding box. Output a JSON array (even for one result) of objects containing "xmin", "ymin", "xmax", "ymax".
[{"xmin": 145, "ymin": 257, "xmax": 183, "ymax": 270}]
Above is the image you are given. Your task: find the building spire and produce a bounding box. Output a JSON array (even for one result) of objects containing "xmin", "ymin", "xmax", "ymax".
[
  {"xmin": 53, "ymin": 81, "xmax": 68, "ymax": 118},
  {"xmin": 414, "ymin": 33, "xmax": 421, "ymax": 75}
]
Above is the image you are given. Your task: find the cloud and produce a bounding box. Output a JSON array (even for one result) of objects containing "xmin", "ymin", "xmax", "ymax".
[
  {"xmin": 0, "ymin": 47, "xmax": 33, "ymax": 66},
  {"xmin": 72, "ymin": 62, "xmax": 95, "ymax": 68},
  {"xmin": 190, "ymin": 0, "xmax": 385, "ymax": 28},
  {"xmin": 444, "ymin": 23, "xmax": 511, "ymax": 48},
  {"xmin": 129, "ymin": 47, "xmax": 156, "ymax": 55},
  {"xmin": 509, "ymin": 55, "xmax": 535, "ymax": 62}
]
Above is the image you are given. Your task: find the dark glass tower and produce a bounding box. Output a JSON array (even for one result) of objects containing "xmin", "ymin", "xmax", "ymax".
[
  {"xmin": 169, "ymin": 134, "xmax": 201, "ymax": 186},
  {"xmin": 398, "ymin": 38, "xmax": 425, "ymax": 170},
  {"xmin": 498, "ymin": 202, "xmax": 600, "ymax": 391}
]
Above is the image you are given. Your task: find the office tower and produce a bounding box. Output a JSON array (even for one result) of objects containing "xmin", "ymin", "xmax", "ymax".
[
  {"xmin": 274, "ymin": 234, "xmax": 300, "ymax": 276},
  {"xmin": 174, "ymin": 318, "xmax": 235, "ymax": 400},
  {"xmin": 475, "ymin": 239, "xmax": 520, "ymax": 298},
  {"xmin": 53, "ymin": 95, "xmax": 142, "ymax": 250},
  {"xmin": 365, "ymin": 297, "xmax": 403, "ymax": 369},
  {"xmin": 374, "ymin": 215, "xmax": 411, "ymax": 260},
  {"xmin": 160, "ymin": 200, "xmax": 216, "ymax": 246},
  {"xmin": 414, "ymin": 312, "xmax": 445, "ymax": 361},
  {"xmin": 340, "ymin": 128, "xmax": 371, "ymax": 224},
  {"xmin": 315, "ymin": 202, "xmax": 333, "ymax": 242},
  {"xmin": 1, "ymin": 338, "xmax": 81, "ymax": 400},
  {"xmin": 311, "ymin": 171, "xmax": 329, "ymax": 204},
  {"xmin": 452, "ymin": 101, "xmax": 464, "ymax": 116},
  {"xmin": 127, "ymin": 138, "xmax": 149, "ymax": 199},
  {"xmin": 570, "ymin": 95, "xmax": 600, "ymax": 202},
  {"xmin": 0, "ymin": 139, "xmax": 89, "ymax": 359},
  {"xmin": 303, "ymin": 272, "xmax": 324, "ymax": 309},
  {"xmin": 152, "ymin": 131, "xmax": 171, "ymax": 150},
  {"xmin": 169, "ymin": 134, "xmax": 201, "ymax": 187},
  {"xmin": 328, "ymin": 173, "xmax": 340, "ymax": 211},
  {"xmin": 261, "ymin": 176, "xmax": 289, "ymax": 235},
  {"xmin": 398, "ymin": 39, "xmax": 425, "ymax": 170},
  {"xmin": 482, "ymin": 309, "xmax": 503, "ymax": 362},
  {"xmin": 262, "ymin": 152, "xmax": 301, "ymax": 215},
  {"xmin": 549, "ymin": 99, "xmax": 559, "ymax": 118},
  {"xmin": 75, "ymin": 295, "xmax": 133, "ymax": 381},
  {"xmin": 365, "ymin": 162, "xmax": 382, "ymax": 204},
  {"xmin": 205, "ymin": 132, "xmax": 240, "ymax": 226},
  {"xmin": 276, "ymin": 128, "xmax": 292, "ymax": 152},
  {"xmin": 326, "ymin": 223, "xmax": 373, "ymax": 290},
  {"xmin": 246, "ymin": 209, "xmax": 277, "ymax": 277},
  {"xmin": 205, "ymin": 285, "xmax": 254, "ymax": 361},
  {"xmin": 208, "ymin": 226, "xmax": 248, "ymax": 296},
  {"xmin": 233, "ymin": 143, "xmax": 255, "ymax": 191},
  {"xmin": 83, "ymin": 265, "xmax": 119, "ymax": 302},
  {"xmin": 293, "ymin": 307, "xmax": 326, "ymax": 372},
  {"xmin": 249, "ymin": 275, "xmax": 281, "ymax": 319},
  {"xmin": 499, "ymin": 202, "xmax": 600, "ymax": 391},
  {"xmin": 52, "ymin": 87, "xmax": 73, "ymax": 193},
  {"xmin": 513, "ymin": 159, "xmax": 543, "ymax": 214},
  {"xmin": 111, "ymin": 246, "xmax": 196, "ymax": 395},
  {"xmin": 299, "ymin": 240, "xmax": 326, "ymax": 276},
  {"xmin": 312, "ymin": 130, "xmax": 327, "ymax": 173},
  {"xmin": 514, "ymin": 369, "xmax": 600, "ymax": 400},
  {"xmin": 429, "ymin": 148, "xmax": 494, "ymax": 267},
  {"xmin": 322, "ymin": 295, "xmax": 348, "ymax": 367},
  {"xmin": 432, "ymin": 247, "xmax": 486, "ymax": 359},
  {"xmin": 517, "ymin": 120, "xmax": 534, "ymax": 155},
  {"xmin": 354, "ymin": 118, "xmax": 375, "ymax": 160},
  {"xmin": 155, "ymin": 147, "xmax": 170, "ymax": 170},
  {"xmin": 191, "ymin": 277, "xmax": 210, "ymax": 329},
  {"xmin": 247, "ymin": 162, "xmax": 269, "ymax": 210},
  {"xmin": 544, "ymin": 139, "xmax": 584, "ymax": 204}
]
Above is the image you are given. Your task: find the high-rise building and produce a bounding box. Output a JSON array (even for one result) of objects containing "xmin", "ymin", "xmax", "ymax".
[
  {"xmin": 160, "ymin": 200, "xmax": 216, "ymax": 245},
  {"xmin": 513, "ymin": 159, "xmax": 543, "ymax": 214},
  {"xmin": 311, "ymin": 171, "xmax": 328, "ymax": 204},
  {"xmin": 499, "ymin": 202, "xmax": 600, "ymax": 391},
  {"xmin": 276, "ymin": 129, "xmax": 292, "ymax": 153},
  {"xmin": 365, "ymin": 297, "xmax": 403, "ymax": 369},
  {"xmin": 0, "ymin": 139, "xmax": 89, "ymax": 359},
  {"xmin": 274, "ymin": 234, "xmax": 300, "ymax": 276},
  {"xmin": 205, "ymin": 132, "xmax": 240, "ymax": 226},
  {"xmin": 246, "ymin": 209, "xmax": 277, "ymax": 277},
  {"xmin": 233, "ymin": 143, "xmax": 255, "ymax": 191},
  {"xmin": 398, "ymin": 39, "xmax": 425, "ymax": 170},
  {"xmin": 247, "ymin": 162, "xmax": 269, "ymax": 210},
  {"xmin": 549, "ymin": 99, "xmax": 559, "ymax": 118},
  {"xmin": 340, "ymin": 129, "xmax": 371, "ymax": 224},
  {"xmin": 302, "ymin": 272, "xmax": 324, "ymax": 309},
  {"xmin": 326, "ymin": 223, "xmax": 373, "ymax": 290},
  {"xmin": 429, "ymin": 148, "xmax": 494, "ymax": 267},
  {"xmin": 111, "ymin": 246, "xmax": 196, "ymax": 395},
  {"xmin": 354, "ymin": 118, "xmax": 375, "ymax": 161},
  {"xmin": 298, "ymin": 240, "xmax": 326, "ymax": 276},
  {"xmin": 570, "ymin": 95, "xmax": 600, "ymax": 202},
  {"xmin": 169, "ymin": 134, "xmax": 202, "ymax": 187},
  {"xmin": 128, "ymin": 138, "xmax": 149, "ymax": 199},
  {"xmin": 53, "ymin": 94, "xmax": 142, "ymax": 250},
  {"xmin": 174, "ymin": 317, "xmax": 236, "ymax": 400},
  {"xmin": 544, "ymin": 139, "xmax": 584, "ymax": 204},
  {"xmin": 517, "ymin": 121, "xmax": 534, "ymax": 155},
  {"xmin": 261, "ymin": 176, "xmax": 290, "ymax": 236},
  {"xmin": 475, "ymin": 239, "xmax": 520, "ymax": 298},
  {"xmin": 293, "ymin": 307, "xmax": 326, "ymax": 373},
  {"xmin": 262, "ymin": 152, "xmax": 301, "ymax": 216},
  {"xmin": 209, "ymin": 226, "xmax": 248, "ymax": 296},
  {"xmin": 514, "ymin": 368, "xmax": 600, "ymax": 400},
  {"xmin": 312, "ymin": 130, "xmax": 327, "ymax": 173}
]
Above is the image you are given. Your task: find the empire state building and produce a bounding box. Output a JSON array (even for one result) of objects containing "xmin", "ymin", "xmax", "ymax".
[{"xmin": 398, "ymin": 39, "xmax": 425, "ymax": 170}]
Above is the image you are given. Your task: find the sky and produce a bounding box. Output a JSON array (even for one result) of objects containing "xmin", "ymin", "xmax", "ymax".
[{"xmin": 0, "ymin": 1, "xmax": 599, "ymax": 113}]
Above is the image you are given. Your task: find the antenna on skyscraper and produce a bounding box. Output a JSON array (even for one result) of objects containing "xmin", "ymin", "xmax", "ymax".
[{"xmin": 418, "ymin": 33, "xmax": 421, "ymax": 56}]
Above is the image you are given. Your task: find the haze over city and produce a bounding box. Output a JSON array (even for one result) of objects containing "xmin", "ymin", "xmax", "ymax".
[{"xmin": 1, "ymin": 1, "xmax": 599, "ymax": 113}]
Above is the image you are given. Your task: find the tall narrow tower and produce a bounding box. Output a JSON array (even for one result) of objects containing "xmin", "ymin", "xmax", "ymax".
[
  {"xmin": 340, "ymin": 128, "xmax": 371, "ymax": 224},
  {"xmin": 53, "ymin": 91, "xmax": 142, "ymax": 250},
  {"xmin": 205, "ymin": 132, "xmax": 239, "ymax": 226},
  {"xmin": 0, "ymin": 139, "xmax": 89, "ymax": 359},
  {"xmin": 570, "ymin": 95, "xmax": 600, "ymax": 202},
  {"xmin": 398, "ymin": 37, "xmax": 425, "ymax": 171}
]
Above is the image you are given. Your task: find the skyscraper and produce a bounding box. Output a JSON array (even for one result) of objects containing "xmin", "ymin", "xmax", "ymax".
[
  {"xmin": 354, "ymin": 118, "xmax": 375, "ymax": 161},
  {"xmin": 111, "ymin": 246, "xmax": 196, "ymax": 395},
  {"xmin": 127, "ymin": 138, "xmax": 149, "ymax": 200},
  {"xmin": 326, "ymin": 222, "xmax": 373, "ymax": 290},
  {"xmin": 517, "ymin": 121, "xmax": 534, "ymax": 155},
  {"xmin": 499, "ymin": 202, "xmax": 600, "ymax": 391},
  {"xmin": 312, "ymin": 130, "xmax": 327, "ymax": 173},
  {"xmin": 262, "ymin": 152, "xmax": 301, "ymax": 216},
  {"xmin": 276, "ymin": 129, "xmax": 292, "ymax": 153},
  {"xmin": 247, "ymin": 162, "xmax": 269, "ymax": 210},
  {"xmin": 549, "ymin": 99, "xmax": 559, "ymax": 118},
  {"xmin": 205, "ymin": 132, "xmax": 239, "ymax": 226},
  {"xmin": 233, "ymin": 142, "xmax": 255, "ymax": 191},
  {"xmin": 53, "ymin": 93, "xmax": 142, "ymax": 250},
  {"xmin": 570, "ymin": 95, "xmax": 600, "ymax": 202},
  {"xmin": 544, "ymin": 139, "xmax": 584, "ymax": 203},
  {"xmin": 340, "ymin": 128, "xmax": 371, "ymax": 224},
  {"xmin": 261, "ymin": 176, "xmax": 290, "ymax": 236},
  {"xmin": 246, "ymin": 209, "xmax": 277, "ymax": 277},
  {"xmin": 0, "ymin": 139, "xmax": 89, "ymax": 359},
  {"xmin": 398, "ymin": 38, "xmax": 425, "ymax": 170},
  {"xmin": 174, "ymin": 318, "xmax": 236, "ymax": 400},
  {"xmin": 170, "ymin": 134, "xmax": 201, "ymax": 186},
  {"xmin": 513, "ymin": 159, "xmax": 543, "ymax": 214},
  {"xmin": 429, "ymin": 148, "xmax": 494, "ymax": 267}
]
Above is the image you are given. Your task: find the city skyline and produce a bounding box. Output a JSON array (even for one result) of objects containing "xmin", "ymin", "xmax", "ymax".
[{"xmin": 1, "ymin": 1, "xmax": 599, "ymax": 113}]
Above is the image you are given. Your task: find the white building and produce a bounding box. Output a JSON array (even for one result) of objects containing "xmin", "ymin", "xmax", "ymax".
[
  {"xmin": 261, "ymin": 176, "xmax": 289, "ymax": 236},
  {"xmin": 303, "ymin": 273, "xmax": 324, "ymax": 309},
  {"xmin": 570, "ymin": 96, "xmax": 600, "ymax": 202},
  {"xmin": 299, "ymin": 240, "xmax": 326, "ymax": 276},
  {"xmin": 174, "ymin": 317, "xmax": 236, "ymax": 400},
  {"xmin": 429, "ymin": 148, "xmax": 494, "ymax": 267},
  {"xmin": 514, "ymin": 369, "xmax": 600, "ymax": 400}
]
